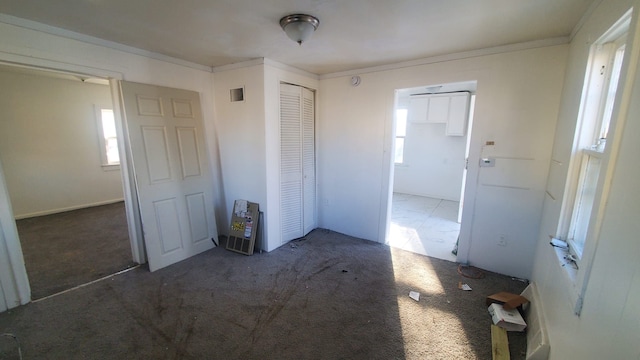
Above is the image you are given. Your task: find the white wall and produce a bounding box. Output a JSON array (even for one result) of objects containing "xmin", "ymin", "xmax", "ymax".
[
  {"xmin": 531, "ymin": 1, "xmax": 640, "ymax": 358},
  {"xmin": 393, "ymin": 94, "xmax": 467, "ymax": 200},
  {"xmin": 318, "ymin": 45, "xmax": 567, "ymax": 279},
  {"xmin": 0, "ymin": 69, "xmax": 122, "ymax": 218},
  {"xmin": 213, "ymin": 60, "xmax": 318, "ymax": 252},
  {"xmin": 212, "ymin": 64, "xmax": 267, "ymax": 244},
  {"xmin": 0, "ymin": 20, "xmax": 223, "ymax": 309}
]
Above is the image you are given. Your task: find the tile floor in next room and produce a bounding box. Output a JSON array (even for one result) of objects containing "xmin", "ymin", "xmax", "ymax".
[{"xmin": 388, "ymin": 193, "xmax": 460, "ymax": 262}]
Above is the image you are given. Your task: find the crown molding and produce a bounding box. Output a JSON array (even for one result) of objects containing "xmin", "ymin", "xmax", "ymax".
[
  {"xmin": 212, "ymin": 58, "xmax": 318, "ymax": 79},
  {"xmin": 262, "ymin": 58, "xmax": 319, "ymax": 79},
  {"xmin": 0, "ymin": 14, "xmax": 212, "ymax": 73},
  {"xmin": 319, "ymin": 37, "xmax": 570, "ymax": 80},
  {"xmin": 211, "ymin": 58, "xmax": 266, "ymax": 73}
]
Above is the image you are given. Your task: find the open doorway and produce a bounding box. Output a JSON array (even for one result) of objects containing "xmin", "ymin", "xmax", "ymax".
[
  {"xmin": 387, "ymin": 81, "xmax": 476, "ymax": 262},
  {"xmin": 0, "ymin": 65, "xmax": 136, "ymax": 299}
]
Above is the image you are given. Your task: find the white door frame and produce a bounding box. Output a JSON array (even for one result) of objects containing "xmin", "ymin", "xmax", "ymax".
[
  {"xmin": 110, "ymin": 79, "xmax": 146, "ymax": 264},
  {"xmin": 379, "ymin": 86, "xmax": 477, "ymax": 264},
  {"xmin": 0, "ymin": 156, "xmax": 30, "ymax": 310},
  {"xmin": 0, "ymin": 62, "xmax": 145, "ymax": 310}
]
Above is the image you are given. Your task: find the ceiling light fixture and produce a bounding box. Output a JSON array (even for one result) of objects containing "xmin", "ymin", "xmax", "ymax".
[{"xmin": 279, "ymin": 14, "xmax": 320, "ymax": 45}]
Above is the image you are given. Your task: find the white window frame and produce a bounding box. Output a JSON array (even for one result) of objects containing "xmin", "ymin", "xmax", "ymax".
[
  {"xmin": 556, "ymin": 11, "xmax": 631, "ymax": 315},
  {"xmin": 95, "ymin": 105, "xmax": 120, "ymax": 170},
  {"xmin": 566, "ymin": 37, "xmax": 626, "ymax": 260},
  {"xmin": 394, "ymin": 108, "xmax": 408, "ymax": 164}
]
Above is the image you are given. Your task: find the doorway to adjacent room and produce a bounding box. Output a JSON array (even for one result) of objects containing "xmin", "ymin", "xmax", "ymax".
[
  {"xmin": 0, "ymin": 65, "xmax": 135, "ymax": 299},
  {"xmin": 387, "ymin": 81, "xmax": 476, "ymax": 262}
]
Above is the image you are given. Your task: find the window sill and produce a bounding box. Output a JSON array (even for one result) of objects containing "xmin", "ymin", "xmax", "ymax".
[
  {"xmin": 101, "ymin": 164, "xmax": 121, "ymax": 171},
  {"xmin": 551, "ymin": 243, "xmax": 582, "ymax": 315},
  {"xmin": 552, "ymin": 245, "xmax": 578, "ymax": 281}
]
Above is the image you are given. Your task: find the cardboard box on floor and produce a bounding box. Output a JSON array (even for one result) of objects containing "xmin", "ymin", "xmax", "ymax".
[
  {"xmin": 488, "ymin": 303, "xmax": 527, "ymax": 332},
  {"xmin": 486, "ymin": 291, "xmax": 529, "ymax": 332},
  {"xmin": 486, "ymin": 291, "xmax": 529, "ymax": 310}
]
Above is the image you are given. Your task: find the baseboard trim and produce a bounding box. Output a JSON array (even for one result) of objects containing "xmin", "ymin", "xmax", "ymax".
[{"xmin": 14, "ymin": 198, "xmax": 125, "ymax": 220}]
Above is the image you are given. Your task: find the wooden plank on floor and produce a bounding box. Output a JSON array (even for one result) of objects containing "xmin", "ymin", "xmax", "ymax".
[{"xmin": 491, "ymin": 324, "xmax": 510, "ymax": 360}]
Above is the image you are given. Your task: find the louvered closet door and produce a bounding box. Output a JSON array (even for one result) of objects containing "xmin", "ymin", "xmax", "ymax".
[
  {"xmin": 301, "ymin": 87, "xmax": 316, "ymax": 235},
  {"xmin": 280, "ymin": 83, "xmax": 316, "ymax": 243}
]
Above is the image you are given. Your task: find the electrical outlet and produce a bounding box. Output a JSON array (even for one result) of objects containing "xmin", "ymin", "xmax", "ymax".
[{"xmin": 498, "ymin": 234, "xmax": 507, "ymax": 247}]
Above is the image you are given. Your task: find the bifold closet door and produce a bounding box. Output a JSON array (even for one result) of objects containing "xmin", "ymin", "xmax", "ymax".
[{"xmin": 280, "ymin": 83, "xmax": 315, "ymax": 243}]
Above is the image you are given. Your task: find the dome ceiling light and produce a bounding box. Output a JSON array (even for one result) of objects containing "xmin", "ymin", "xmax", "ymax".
[{"xmin": 279, "ymin": 14, "xmax": 320, "ymax": 45}]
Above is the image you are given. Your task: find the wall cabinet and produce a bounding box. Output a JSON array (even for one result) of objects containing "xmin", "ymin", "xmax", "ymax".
[{"xmin": 407, "ymin": 93, "xmax": 470, "ymax": 136}]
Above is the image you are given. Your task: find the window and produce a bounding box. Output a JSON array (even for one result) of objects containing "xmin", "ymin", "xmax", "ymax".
[
  {"xmin": 96, "ymin": 107, "xmax": 120, "ymax": 168},
  {"xmin": 564, "ymin": 32, "xmax": 626, "ymax": 260},
  {"xmin": 394, "ymin": 109, "xmax": 408, "ymax": 164},
  {"xmin": 557, "ymin": 12, "xmax": 630, "ymax": 315}
]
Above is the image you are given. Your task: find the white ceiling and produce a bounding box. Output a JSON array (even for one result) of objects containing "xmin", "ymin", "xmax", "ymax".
[{"xmin": 0, "ymin": 0, "xmax": 595, "ymax": 75}]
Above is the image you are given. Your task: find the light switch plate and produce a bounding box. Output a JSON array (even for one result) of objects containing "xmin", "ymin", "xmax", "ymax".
[{"xmin": 480, "ymin": 157, "xmax": 496, "ymax": 167}]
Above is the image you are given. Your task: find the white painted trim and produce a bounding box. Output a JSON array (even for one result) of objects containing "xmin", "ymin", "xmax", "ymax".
[
  {"xmin": 0, "ymin": 54, "xmax": 124, "ymax": 80},
  {"xmin": 0, "ymin": 158, "xmax": 31, "ymax": 309},
  {"xmin": 213, "ymin": 57, "xmax": 319, "ymax": 79},
  {"xmin": 13, "ymin": 199, "xmax": 125, "ymax": 220},
  {"xmin": 379, "ymin": 90, "xmax": 400, "ymax": 244},
  {"xmin": 263, "ymin": 58, "xmax": 319, "ymax": 79},
  {"xmin": 320, "ymin": 37, "xmax": 570, "ymax": 79},
  {"xmin": 101, "ymin": 164, "xmax": 121, "ymax": 171},
  {"xmin": 0, "ymin": 14, "xmax": 212, "ymax": 73},
  {"xmin": 212, "ymin": 58, "xmax": 266, "ymax": 73},
  {"xmin": 112, "ymin": 79, "xmax": 146, "ymax": 265}
]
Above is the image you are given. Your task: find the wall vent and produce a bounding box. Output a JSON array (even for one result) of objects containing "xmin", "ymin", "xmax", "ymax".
[{"xmin": 230, "ymin": 87, "xmax": 244, "ymax": 102}]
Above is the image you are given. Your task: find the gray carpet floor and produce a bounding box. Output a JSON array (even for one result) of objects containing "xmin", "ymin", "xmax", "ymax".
[
  {"xmin": 15, "ymin": 202, "xmax": 137, "ymax": 299},
  {"xmin": 0, "ymin": 229, "xmax": 527, "ymax": 359}
]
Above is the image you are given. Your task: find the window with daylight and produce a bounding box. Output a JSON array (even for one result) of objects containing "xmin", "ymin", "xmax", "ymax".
[
  {"xmin": 556, "ymin": 11, "xmax": 630, "ymax": 316},
  {"xmin": 394, "ymin": 109, "xmax": 408, "ymax": 164},
  {"xmin": 96, "ymin": 108, "xmax": 120, "ymax": 168},
  {"xmin": 564, "ymin": 30, "xmax": 626, "ymax": 261}
]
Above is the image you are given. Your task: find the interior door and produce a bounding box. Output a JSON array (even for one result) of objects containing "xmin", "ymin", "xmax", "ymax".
[
  {"xmin": 280, "ymin": 83, "xmax": 316, "ymax": 243},
  {"xmin": 120, "ymin": 81, "xmax": 216, "ymax": 271},
  {"xmin": 280, "ymin": 84, "xmax": 304, "ymax": 242},
  {"xmin": 301, "ymin": 87, "xmax": 316, "ymax": 235}
]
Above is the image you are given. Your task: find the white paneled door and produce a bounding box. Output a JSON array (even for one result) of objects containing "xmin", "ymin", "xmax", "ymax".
[
  {"xmin": 120, "ymin": 81, "xmax": 216, "ymax": 271},
  {"xmin": 280, "ymin": 83, "xmax": 316, "ymax": 243}
]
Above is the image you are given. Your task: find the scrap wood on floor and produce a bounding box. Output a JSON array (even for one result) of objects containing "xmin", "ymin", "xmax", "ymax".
[{"xmin": 491, "ymin": 324, "xmax": 511, "ymax": 360}]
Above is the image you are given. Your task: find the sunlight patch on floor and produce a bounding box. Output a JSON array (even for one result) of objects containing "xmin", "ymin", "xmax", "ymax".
[
  {"xmin": 389, "ymin": 246, "xmax": 473, "ymax": 359},
  {"xmin": 388, "ymin": 193, "xmax": 460, "ymax": 262}
]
